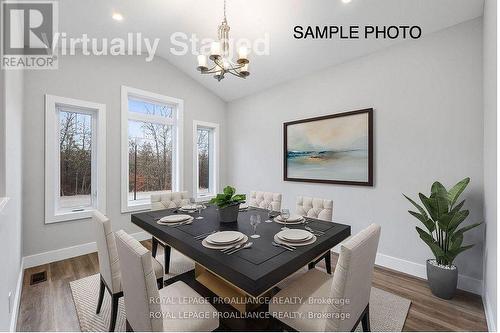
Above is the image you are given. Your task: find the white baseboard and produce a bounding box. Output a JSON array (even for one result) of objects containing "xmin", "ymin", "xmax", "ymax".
[
  {"xmin": 373, "ymin": 252, "xmax": 483, "ymax": 295},
  {"xmin": 9, "ymin": 258, "xmax": 24, "ymax": 332},
  {"xmin": 22, "ymin": 231, "xmax": 152, "ymax": 269},
  {"xmin": 482, "ymin": 291, "xmax": 496, "ymax": 332}
]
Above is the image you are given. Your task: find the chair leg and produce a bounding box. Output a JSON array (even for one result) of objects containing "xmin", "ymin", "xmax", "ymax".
[
  {"xmin": 125, "ymin": 320, "xmax": 133, "ymax": 332},
  {"xmin": 151, "ymin": 237, "xmax": 159, "ymax": 258},
  {"xmin": 361, "ymin": 305, "xmax": 371, "ymax": 332},
  {"xmin": 109, "ymin": 294, "xmax": 119, "ymax": 332},
  {"xmin": 163, "ymin": 245, "xmax": 171, "ymax": 274},
  {"xmin": 324, "ymin": 251, "xmax": 332, "ymax": 274},
  {"xmin": 157, "ymin": 277, "xmax": 163, "ymax": 290},
  {"xmin": 96, "ymin": 277, "xmax": 105, "ymax": 314}
]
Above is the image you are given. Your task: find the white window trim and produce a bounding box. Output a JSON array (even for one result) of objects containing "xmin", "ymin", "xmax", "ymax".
[
  {"xmin": 193, "ymin": 120, "xmax": 220, "ymax": 201},
  {"xmin": 121, "ymin": 86, "xmax": 184, "ymax": 213},
  {"xmin": 44, "ymin": 95, "xmax": 106, "ymax": 223}
]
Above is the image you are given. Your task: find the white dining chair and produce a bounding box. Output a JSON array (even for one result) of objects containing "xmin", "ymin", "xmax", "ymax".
[
  {"xmin": 150, "ymin": 191, "xmax": 195, "ymax": 277},
  {"xmin": 270, "ymin": 224, "xmax": 381, "ymax": 332},
  {"xmin": 93, "ymin": 211, "xmax": 164, "ymax": 332},
  {"xmin": 248, "ymin": 191, "xmax": 282, "ymax": 211},
  {"xmin": 297, "ymin": 196, "xmax": 334, "ymax": 273},
  {"xmin": 115, "ymin": 230, "xmax": 219, "ymax": 332}
]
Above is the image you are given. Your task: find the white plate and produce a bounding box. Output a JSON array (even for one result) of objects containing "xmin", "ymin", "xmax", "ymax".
[
  {"xmin": 273, "ymin": 217, "xmax": 304, "ymax": 225},
  {"xmin": 274, "ymin": 234, "xmax": 317, "ymax": 247},
  {"xmin": 180, "ymin": 205, "xmax": 200, "ymax": 210},
  {"xmin": 277, "ymin": 229, "xmax": 313, "ymax": 242},
  {"xmin": 206, "ymin": 231, "xmax": 244, "ymax": 245},
  {"xmin": 157, "ymin": 217, "xmax": 193, "ymax": 226},
  {"xmin": 202, "ymin": 235, "xmax": 248, "ymax": 250},
  {"xmin": 206, "ymin": 234, "xmax": 244, "ymax": 245},
  {"xmin": 276, "ymin": 214, "xmax": 303, "ymax": 222},
  {"xmin": 159, "ymin": 214, "xmax": 192, "ymax": 223}
]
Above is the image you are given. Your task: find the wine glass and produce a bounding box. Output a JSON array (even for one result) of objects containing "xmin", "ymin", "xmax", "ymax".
[
  {"xmin": 250, "ymin": 215, "xmax": 261, "ymax": 239},
  {"xmin": 266, "ymin": 203, "xmax": 274, "ymax": 223},
  {"xmin": 281, "ymin": 208, "xmax": 290, "ymax": 230}
]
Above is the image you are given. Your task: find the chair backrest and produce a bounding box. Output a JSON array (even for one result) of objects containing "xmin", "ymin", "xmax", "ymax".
[
  {"xmin": 325, "ymin": 224, "xmax": 381, "ymax": 332},
  {"xmin": 296, "ymin": 196, "xmax": 333, "ymax": 221},
  {"xmin": 249, "ymin": 191, "xmax": 282, "ymax": 210},
  {"xmin": 150, "ymin": 191, "xmax": 190, "ymax": 210},
  {"xmin": 93, "ymin": 211, "xmax": 121, "ymax": 293},
  {"xmin": 115, "ymin": 230, "xmax": 163, "ymax": 332}
]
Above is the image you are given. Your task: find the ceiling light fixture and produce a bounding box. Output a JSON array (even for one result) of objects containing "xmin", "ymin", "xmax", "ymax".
[
  {"xmin": 196, "ymin": 0, "xmax": 250, "ymax": 82},
  {"xmin": 342, "ymin": 0, "xmax": 352, "ymax": 3},
  {"xmin": 112, "ymin": 12, "xmax": 124, "ymax": 21}
]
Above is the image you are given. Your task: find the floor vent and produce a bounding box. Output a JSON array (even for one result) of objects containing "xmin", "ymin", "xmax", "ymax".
[{"xmin": 30, "ymin": 271, "xmax": 47, "ymax": 285}]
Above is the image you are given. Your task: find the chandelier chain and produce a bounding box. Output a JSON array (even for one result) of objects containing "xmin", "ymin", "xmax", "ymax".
[{"xmin": 223, "ymin": 0, "xmax": 227, "ymax": 22}]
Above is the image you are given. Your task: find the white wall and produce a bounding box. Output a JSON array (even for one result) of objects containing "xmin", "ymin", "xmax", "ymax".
[
  {"xmin": 482, "ymin": 0, "xmax": 497, "ymax": 330},
  {"xmin": 22, "ymin": 54, "xmax": 226, "ymax": 256},
  {"xmin": 0, "ymin": 69, "xmax": 24, "ymax": 330},
  {"xmin": 227, "ymin": 19, "xmax": 485, "ymax": 290}
]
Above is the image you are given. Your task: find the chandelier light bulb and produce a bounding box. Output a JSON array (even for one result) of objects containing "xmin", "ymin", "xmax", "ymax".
[
  {"xmin": 210, "ymin": 42, "xmax": 221, "ymax": 57},
  {"xmin": 238, "ymin": 46, "xmax": 248, "ymax": 60},
  {"xmin": 197, "ymin": 54, "xmax": 208, "ymax": 70}
]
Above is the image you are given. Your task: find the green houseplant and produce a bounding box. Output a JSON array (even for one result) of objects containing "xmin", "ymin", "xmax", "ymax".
[
  {"xmin": 209, "ymin": 186, "xmax": 246, "ymax": 223},
  {"xmin": 403, "ymin": 177, "xmax": 482, "ymax": 299}
]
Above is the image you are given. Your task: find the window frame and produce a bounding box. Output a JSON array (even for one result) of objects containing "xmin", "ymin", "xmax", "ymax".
[
  {"xmin": 121, "ymin": 86, "xmax": 184, "ymax": 213},
  {"xmin": 44, "ymin": 94, "xmax": 106, "ymax": 223},
  {"xmin": 193, "ymin": 120, "xmax": 220, "ymax": 201}
]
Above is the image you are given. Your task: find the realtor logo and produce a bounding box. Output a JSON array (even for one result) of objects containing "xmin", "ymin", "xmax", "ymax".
[{"xmin": 1, "ymin": 0, "xmax": 58, "ymax": 69}]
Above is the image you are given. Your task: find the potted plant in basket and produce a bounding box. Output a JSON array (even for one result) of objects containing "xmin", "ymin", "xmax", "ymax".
[
  {"xmin": 210, "ymin": 186, "xmax": 246, "ymax": 223},
  {"xmin": 403, "ymin": 177, "xmax": 482, "ymax": 299}
]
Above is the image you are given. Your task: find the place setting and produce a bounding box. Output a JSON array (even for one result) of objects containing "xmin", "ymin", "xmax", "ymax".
[
  {"xmin": 178, "ymin": 200, "xmax": 207, "ymax": 219},
  {"xmin": 198, "ymin": 230, "xmax": 252, "ymax": 255},
  {"xmin": 272, "ymin": 228, "xmax": 317, "ymax": 251},
  {"xmin": 155, "ymin": 214, "xmax": 194, "ymax": 227}
]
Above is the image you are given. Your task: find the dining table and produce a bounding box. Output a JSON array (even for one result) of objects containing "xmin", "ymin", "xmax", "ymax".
[{"xmin": 131, "ymin": 205, "xmax": 351, "ymax": 318}]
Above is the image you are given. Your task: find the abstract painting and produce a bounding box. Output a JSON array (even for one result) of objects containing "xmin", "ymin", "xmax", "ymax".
[{"xmin": 284, "ymin": 108, "xmax": 373, "ymax": 186}]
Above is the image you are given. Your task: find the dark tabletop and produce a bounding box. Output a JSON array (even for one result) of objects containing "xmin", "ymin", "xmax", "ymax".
[{"xmin": 131, "ymin": 206, "xmax": 350, "ymax": 297}]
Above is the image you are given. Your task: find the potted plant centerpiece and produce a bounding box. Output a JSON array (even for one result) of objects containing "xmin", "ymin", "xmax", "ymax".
[
  {"xmin": 210, "ymin": 186, "xmax": 246, "ymax": 223},
  {"xmin": 404, "ymin": 177, "xmax": 482, "ymax": 300}
]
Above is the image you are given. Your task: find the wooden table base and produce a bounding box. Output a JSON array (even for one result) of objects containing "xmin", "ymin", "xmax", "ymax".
[{"xmin": 194, "ymin": 263, "xmax": 271, "ymax": 313}]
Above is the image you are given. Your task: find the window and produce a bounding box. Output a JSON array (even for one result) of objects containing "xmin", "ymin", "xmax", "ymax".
[
  {"xmin": 193, "ymin": 121, "xmax": 219, "ymax": 200},
  {"xmin": 121, "ymin": 86, "xmax": 183, "ymax": 212},
  {"xmin": 45, "ymin": 95, "xmax": 106, "ymax": 223}
]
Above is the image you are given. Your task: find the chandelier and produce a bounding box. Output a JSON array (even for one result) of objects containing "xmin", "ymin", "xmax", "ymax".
[{"xmin": 196, "ymin": 0, "xmax": 250, "ymax": 81}]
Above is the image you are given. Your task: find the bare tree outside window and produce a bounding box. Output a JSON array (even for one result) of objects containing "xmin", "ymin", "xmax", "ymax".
[
  {"xmin": 197, "ymin": 128, "xmax": 211, "ymax": 193},
  {"xmin": 59, "ymin": 110, "xmax": 92, "ymax": 209},
  {"xmin": 128, "ymin": 100, "xmax": 173, "ymax": 202}
]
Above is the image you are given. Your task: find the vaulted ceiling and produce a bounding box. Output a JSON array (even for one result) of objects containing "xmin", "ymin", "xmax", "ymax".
[{"xmin": 59, "ymin": 0, "xmax": 484, "ymax": 101}]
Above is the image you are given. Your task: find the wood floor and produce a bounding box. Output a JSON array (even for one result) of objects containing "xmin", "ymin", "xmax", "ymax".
[{"xmin": 16, "ymin": 242, "xmax": 488, "ymax": 332}]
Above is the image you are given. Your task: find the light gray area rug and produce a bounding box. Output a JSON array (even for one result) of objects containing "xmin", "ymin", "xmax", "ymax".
[{"xmin": 70, "ymin": 274, "xmax": 410, "ymax": 332}]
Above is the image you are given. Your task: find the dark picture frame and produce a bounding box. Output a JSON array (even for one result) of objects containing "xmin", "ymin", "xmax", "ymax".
[{"xmin": 283, "ymin": 108, "xmax": 374, "ymax": 186}]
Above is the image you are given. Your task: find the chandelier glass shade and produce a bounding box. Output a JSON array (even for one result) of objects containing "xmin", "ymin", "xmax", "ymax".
[{"xmin": 196, "ymin": 0, "xmax": 250, "ymax": 81}]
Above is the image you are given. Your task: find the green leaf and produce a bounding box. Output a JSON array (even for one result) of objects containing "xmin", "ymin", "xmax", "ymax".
[
  {"xmin": 453, "ymin": 222, "xmax": 482, "ymax": 237},
  {"xmin": 431, "ymin": 182, "xmax": 449, "ymax": 202},
  {"xmin": 449, "ymin": 233, "xmax": 463, "ymax": 251},
  {"xmin": 232, "ymin": 194, "xmax": 246, "ymax": 202},
  {"xmin": 450, "ymin": 200, "xmax": 465, "ymax": 214},
  {"xmin": 446, "ymin": 244, "xmax": 474, "ymax": 264},
  {"xmin": 419, "ymin": 193, "xmax": 448, "ymax": 220},
  {"xmin": 447, "ymin": 210, "xmax": 470, "ymax": 233},
  {"xmin": 409, "ymin": 211, "xmax": 435, "ymax": 232},
  {"xmin": 416, "ymin": 227, "xmax": 444, "ymax": 261},
  {"xmin": 448, "ymin": 177, "xmax": 470, "ymax": 208},
  {"xmin": 223, "ymin": 186, "xmax": 235, "ymax": 197},
  {"xmin": 404, "ymin": 194, "xmax": 429, "ymax": 219},
  {"xmin": 419, "ymin": 193, "xmax": 437, "ymax": 220}
]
